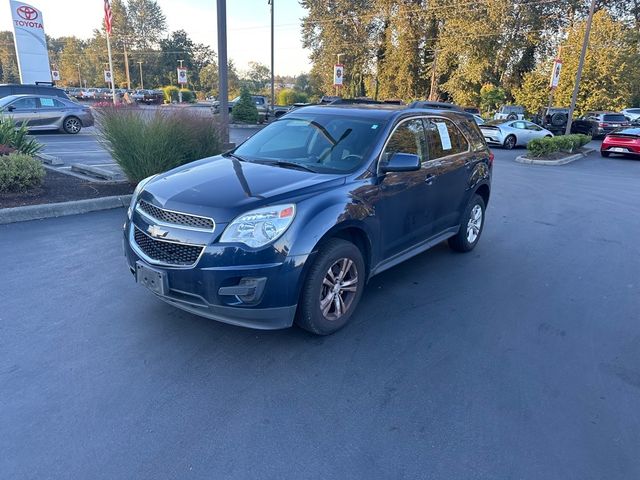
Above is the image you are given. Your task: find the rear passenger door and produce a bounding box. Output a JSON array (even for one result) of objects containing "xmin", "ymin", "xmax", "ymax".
[
  {"xmin": 38, "ymin": 97, "xmax": 66, "ymax": 128},
  {"xmin": 425, "ymin": 117, "xmax": 471, "ymax": 232}
]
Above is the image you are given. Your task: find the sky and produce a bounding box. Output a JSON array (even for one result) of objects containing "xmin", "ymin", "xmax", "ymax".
[{"xmin": 1, "ymin": 0, "xmax": 312, "ymax": 75}]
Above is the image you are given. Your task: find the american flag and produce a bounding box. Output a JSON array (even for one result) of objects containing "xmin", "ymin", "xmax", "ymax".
[{"xmin": 104, "ymin": 0, "xmax": 113, "ymax": 35}]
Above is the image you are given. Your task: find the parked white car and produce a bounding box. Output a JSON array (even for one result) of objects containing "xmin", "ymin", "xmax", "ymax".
[
  {"xmin": 621, "ymin": 108, "xmax": 640, "ymax": 122},
  {"xmin": 480, "ymin": 119, "xmax": 553, "ymax": 149},
  {"xmin": 493, "ymin": 105, "xmax": 526, "ymax": 121}
]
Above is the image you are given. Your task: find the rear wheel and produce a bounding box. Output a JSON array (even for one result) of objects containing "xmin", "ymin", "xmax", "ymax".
[
  {"xmin": 503, "ymin": 135, "xmax": 516, "ymax": 150},
  {"xmin": 62, "ymin": 116, "xmax": 82, "ymax": 134},
  {"xmin": 296, "ymin": 239, "xmax": 365, "ymax": 335},
  {"xmin": 601, "ymin": 150, "xmax": 610, "ymax": 157},
  {"xmin": 448, "ymin": 195, "xmax": 486, "ymax": 253}
]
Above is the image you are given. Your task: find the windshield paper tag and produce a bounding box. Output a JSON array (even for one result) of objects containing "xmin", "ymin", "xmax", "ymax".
[{"xmin": 436, "ymin": 122, "xmax": 452, "ymax": 150}]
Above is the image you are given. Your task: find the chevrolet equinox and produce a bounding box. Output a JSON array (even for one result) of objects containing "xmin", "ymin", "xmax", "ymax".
[{"xmin": 124, "ymin": 104, "xmax": 492, "ymax": 335}]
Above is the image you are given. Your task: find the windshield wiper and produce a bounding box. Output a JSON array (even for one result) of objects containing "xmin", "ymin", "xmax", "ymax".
[
  {"xmin": 224, "ymin": 152, "xmax": 250, "ymax": 162},
  {"xmin": 255, "ymin": 160, "xmax": 317, "ymax": 173}
]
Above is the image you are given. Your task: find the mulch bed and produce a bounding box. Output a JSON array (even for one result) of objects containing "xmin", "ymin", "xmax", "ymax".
[{"xmin": 0, "ymin": 169, "xmax": 134, "ymax": 209}]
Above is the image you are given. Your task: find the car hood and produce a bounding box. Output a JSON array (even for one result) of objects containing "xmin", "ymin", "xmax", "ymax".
[{"xmin": 139, "ymin": 156, "xmax": 346, "ymax": 224}]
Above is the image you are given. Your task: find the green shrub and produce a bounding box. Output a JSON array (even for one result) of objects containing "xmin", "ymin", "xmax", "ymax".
[
  {"xmin": 162, "ymin": 85, "xmax": 179, "ymax": 103},
  {"xmin": 0, "ymin": 116, "xmax": 43, "ymax": 156},
  {"xmin": 179, "ymin": 88, "xmax": 195, "ymax": 103},
  {"xmin": 0, "ymin": 152, "xmax": 45, "ymax": 192},
  {"xmin": 527, "ymin": 134, "xmax": 592, "ymax": 158},
  {"xmin": 277, "ymin": 88, "xmax": 308, "ymax": 105},
  {"xmin": 231, "ymin": 86, "xmax": 259, "ymax": 124},
  {"xmin": 95, "ymin": 107, "xmax": 223, "ymax": 183}
]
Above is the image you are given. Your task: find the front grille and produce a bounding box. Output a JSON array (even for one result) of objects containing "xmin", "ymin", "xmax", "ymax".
[
  {"xmin": 138, "ymin": 200, "xmax": 214, "ymax": 230},
  {"xmin": 134, "ymin": 226, "xmax": 203, "ymax": 266}
]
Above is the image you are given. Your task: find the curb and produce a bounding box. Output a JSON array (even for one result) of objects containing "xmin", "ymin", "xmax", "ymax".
[
  {"xmin": 0, "ymin": 194, "xmax": 132, "ymax": 225},
  {"xmin": 515, "ymin": 147, "xmax": 595, "ymax": 166},
  {"xmin": 37, "ymin": 152, "xmax": 64, "ymax": 166},
  {"xmin": 71, "ymin": 163, "xmax": 125, "ymax": 181}
]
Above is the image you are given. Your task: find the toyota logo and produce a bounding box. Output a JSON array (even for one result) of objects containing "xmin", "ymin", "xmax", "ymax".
[{"xmin": 17, "ymin": 5, "xmax": 38, "ymax": 20}]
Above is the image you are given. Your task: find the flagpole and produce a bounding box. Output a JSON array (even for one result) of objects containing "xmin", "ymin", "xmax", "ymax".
[{"xmin": 106, "ymin": 32, "xmax": 116, "ymax": 104}]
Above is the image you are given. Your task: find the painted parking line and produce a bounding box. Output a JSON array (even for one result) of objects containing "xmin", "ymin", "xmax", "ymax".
[{"xmin": 42, "ymin": 150, "xmax": 107, "ymax": 154}]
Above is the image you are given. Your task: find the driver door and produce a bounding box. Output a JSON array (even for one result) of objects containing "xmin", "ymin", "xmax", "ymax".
[{"xmin": 5, "ymin": 97, "xmax": 40, "ymax": 127}]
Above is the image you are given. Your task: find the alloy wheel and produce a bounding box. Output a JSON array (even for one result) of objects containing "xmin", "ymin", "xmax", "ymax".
[
  {"xmin": 466, "ymin": 204, "xmax": 483, "ymax": 244},
  {"xmin": 65, "ymin": 118, "xmax": 81, "ymax": 133},
  {"xmin": 319, "ymin": 257, "xmax": 359, "ymax": 321}
]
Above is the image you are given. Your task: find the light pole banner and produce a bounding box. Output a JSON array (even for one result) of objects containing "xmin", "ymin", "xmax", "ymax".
[
  {"xmin": 104, "ymin": 70, "xmax": 113, "ymax": 84},
  {"xmin": 9, "ymin": 1, "xmax": 52, "ymax": 84},
  {"xmin": 51, "ymin": 70, "xmax": 60, "ymax": 81},
  {"xmin": 549, "ymin": 59, "xmax": 562, "ymax": 89},
  {"xmin": 333, "ymin": 64, "xmax": 344, "ymax": 86},
  {"xmin": 177, "ymin": 67, "xmax": 188, "ymax": 85}
]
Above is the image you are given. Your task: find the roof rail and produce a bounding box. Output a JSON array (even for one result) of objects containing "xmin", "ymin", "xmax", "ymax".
[{"xmin": 407, "ymin": 100, "xmax": 464, "ymax": 112}]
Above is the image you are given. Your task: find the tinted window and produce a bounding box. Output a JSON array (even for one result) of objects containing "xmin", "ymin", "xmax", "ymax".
[
  {"xmin": 235, "ymin": 114, "xmax": 385, "ymax": 173},
  {"xmin": 382, "ymin": 119, "xmax": 426, "ymax": 162},
  {"xmin": 603, "ymin": 114, "xmax": 627, "ymax": 122},
  {"xmin": 626, "ymin": 109, "xmax": 640, "ymax": 114},
  {"xmin": 11, "ymin": 97, "xmax": 38, "ymax": 109},
  {"xmin": 426, "ymin": 118, "xmax": 468, "ymax": 159},
  {"xmin": 458, "ymin": 118, "xmax": 486, "ymax": 151}
]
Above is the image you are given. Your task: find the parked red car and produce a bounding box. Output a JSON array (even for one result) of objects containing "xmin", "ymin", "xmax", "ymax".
[{"xmin": 601, "ymin": 127, "xmax": 640, "ymax": 158}]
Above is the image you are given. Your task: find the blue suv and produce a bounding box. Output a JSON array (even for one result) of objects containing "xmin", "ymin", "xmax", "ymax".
[{"xmin": 124, "ymin": 104, "xmax": 492, "ymax": 335}]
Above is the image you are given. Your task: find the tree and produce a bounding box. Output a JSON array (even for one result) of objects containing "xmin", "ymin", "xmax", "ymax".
[
  {"xmin": 244, "ymin": 61, "xmax": 271, "ymax": 91},
  {"xmin": 127, "ymin": 0, "xmax": 167, "ymax": 49},
  {"xmin": 479, "ymin": 84, "xmax": 506, "ymax": 114},
  {"xmin": 0, "ymin": 32, "xmax": 20, "ymax": 83},
  {"xmin": 232, "ymin": 86, "xmax": 259, "ymax": 124}
]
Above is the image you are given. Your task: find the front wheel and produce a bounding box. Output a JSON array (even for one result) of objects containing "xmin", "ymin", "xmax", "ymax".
[
  {"xmin": 62, "ymin": 116, "xmax": 82, "ymax": 134},
  {"xmin": 503, "ymin": 135, "xmax": 516, "ymax": 149},
  {"xmin": 296, "ymin": 239, "xmax": 365, "ymax": 335},
  {"xmin": 448, "ymin": 195, "xmax": 486, "ymax": 253}
]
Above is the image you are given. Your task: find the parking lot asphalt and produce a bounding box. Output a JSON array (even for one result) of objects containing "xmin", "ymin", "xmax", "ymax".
[{"xmin": 1, "ymin": 149, "xmax": 639, "ymax": 479}]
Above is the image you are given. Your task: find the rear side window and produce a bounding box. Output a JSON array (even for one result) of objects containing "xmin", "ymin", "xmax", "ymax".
[
  {"xmin": 40, "ymin": 97, "xmax": 65, "ymax": 108},
  {"xmin": 426, "ymin": 118, "xmax": 469, "ymax": 159},
  {"xmin": 458, "ymin": 118, "xmax": 486, "ymax": 151}
]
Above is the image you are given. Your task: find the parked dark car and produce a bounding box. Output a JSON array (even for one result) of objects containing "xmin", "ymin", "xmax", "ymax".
[
  {"xmin": 143, "ymin": 90, "xmax": 164, "ymax": 104},
  {"xmin": 408, "ymin": 100, "xmax": 464, "ymax": 112},
  {"xmin": 463, "ymin": 107, "xmax": 481, "ymax": 115},
  {"xmin": 124, "ymin": 104, "xmax": 492, "ymax": 335},
  {"xmin": 531, "ymin": 107, "xmax": 571, "ymax": 135},
  {"xmin": 601, "ymin": 127, "xmax": 640, "ymax": 158},
  {"xmin": 572, "ymin": 111, "xmax": 630, "ymax": 137},
  {"xmin": 0, "ymin": 83, "xmax": 70, "ymax": 101}
]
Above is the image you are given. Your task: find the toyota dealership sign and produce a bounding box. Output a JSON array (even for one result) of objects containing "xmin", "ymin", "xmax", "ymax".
[{"xmin": 10, "ymin": 1, "xmax": 52, "ymax": 84}]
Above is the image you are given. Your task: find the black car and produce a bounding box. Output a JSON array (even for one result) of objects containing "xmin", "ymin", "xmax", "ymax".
[
  {"xmin": 572, "ymin": 111, "xmax": 630, "ymax": 137},
  {"xmin": 124, "ymin": 104, "xmax": 492, "ymax": 335},
  {"xmin": 532, "ymin": 107, "xmax": 571, "ymax": 135},
  {"xmin": 0, "ymin": 83, "xmax": 70, "ymax": 101}
]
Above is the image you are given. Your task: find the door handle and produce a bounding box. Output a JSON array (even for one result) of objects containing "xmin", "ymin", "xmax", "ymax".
[{"xmin": 425, "ymin": 173, "xmax": 436, "ymax": 185}]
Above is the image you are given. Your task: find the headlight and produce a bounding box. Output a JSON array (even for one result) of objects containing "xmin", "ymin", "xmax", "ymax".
[
  {"xmin": 128, "ymin": 174, "xmax": 157, "ymax": 220},
  {"xmin": 220, "ymin": 204, "xmax": 296, "ymax": 248}
]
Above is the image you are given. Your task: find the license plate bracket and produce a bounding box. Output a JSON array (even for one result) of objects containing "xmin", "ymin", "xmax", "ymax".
[
  {"xmin": 611, "ymin": 147, "xmax": 626, "ymax": 153},
  {"xmin": 136, "ymin": 261, "xmax": 167, "ymax": 295}
]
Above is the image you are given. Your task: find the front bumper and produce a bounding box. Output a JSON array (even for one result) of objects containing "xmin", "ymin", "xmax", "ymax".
[{"xmin": 124, "ymin": 217, "xmax": 308, "ymax": 330}]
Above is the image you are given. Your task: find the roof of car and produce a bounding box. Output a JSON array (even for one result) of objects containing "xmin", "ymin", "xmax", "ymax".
[{"xmin": 287, "ymin": 104, "xmax": 474, "ymax": 122}]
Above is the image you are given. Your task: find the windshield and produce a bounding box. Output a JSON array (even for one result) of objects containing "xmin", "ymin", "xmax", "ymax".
[
  {"xmin": 0, "ymin": 96, "xmax": 18, "ymax": 108},
  {"xmin": 603, "ymin": 114, "xmax": 627, "ymax": 122},
  {"xmin": 233, "ymin": 113, "xmax": 386, "ymax": 173}
]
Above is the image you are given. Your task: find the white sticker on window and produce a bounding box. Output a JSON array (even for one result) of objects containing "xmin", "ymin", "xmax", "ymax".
[
  {"xmin": 435, "ymin": 122, "xmax": 452, "ymax": 150},
  {"xmin": 40, "ymin": 98, "xmax": 54, "ymax": 107}
]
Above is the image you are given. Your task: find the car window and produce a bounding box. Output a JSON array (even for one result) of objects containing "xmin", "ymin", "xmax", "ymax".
[
  {"xmin": 11, "ymin": 97, "xmax": 38, "ymax": 109},
  {"xmin": 526, "ymin": 122, "xmax": 542, "ymax": 131},
  {"xmin": 512, "ymin": 121, "xmax": 526, "ymax": 129},
  {"xmin": 382, "ymin": 119, "xmax": 426, "ymax": 163},
  {"xmin": 39, "ymin": 97, "xmax": 64, "ymax": 108},
  {"xmin": 426, "ymin": 118, "xmax": 468, "ymax": 159},
  {"xmin": 254, "ymin": 97, "xmax": 265, "ymax": 105},
  {"xmin": 627, "ymin": 109, "xmax": 640, "ymax": 114},
  {"xmin": 603, "ymin": 114, "xmax": 627, "ymax": 122},
  {"xmin": 458, "ymin": 118, "xmax": 486, "ymax": 151}
]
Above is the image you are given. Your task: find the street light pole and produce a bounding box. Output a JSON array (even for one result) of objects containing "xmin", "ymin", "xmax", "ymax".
[
  {"xmin": 137, "ymin": 61, "xmax": 144, "ymax": 89},
  {"xmin": 269, "ymin": 0, "xmax": 274, "ymax": 115},
  {"xmin": 217, "ymin": 0, "xmax": 230, "ymax": 146},
  {"xmin": 565, "ymin": 0, "xmax": 597, "ymax": 135}
]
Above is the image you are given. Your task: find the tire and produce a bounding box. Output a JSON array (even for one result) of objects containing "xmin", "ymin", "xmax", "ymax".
[
  {"xmin": 62, "ymin": 116, "xmax": 82, "ymax": 134},
  {"xmin": 551, "ymin": 112, "xmax": 568, "ymax": 126},
  {"xmin": 601, "ymin": 151, "xmax": 610, "ymax": 157},
  {"xmin": 296, "ymin": 238, "xmax": 366, "ymax": 335},
  {"xmin": 507, "ymin": 113, "xmax": 517, "ymax": 120},
  {"xmin": 503, "ymin": 135, "xmax": 516, "ymax": 150},
  {"xmin": 448, "ymin": 194, "xmax": 486, "ymax": 253}
]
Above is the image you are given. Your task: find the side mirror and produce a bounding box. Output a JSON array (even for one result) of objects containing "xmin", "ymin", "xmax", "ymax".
[
  {"xmin": 7, "ymin": 105, "xmax": 15, "ymax": 112},
  {"xmin": 380, "ymin": 152, "xmax": 421, "ymax": 173}
]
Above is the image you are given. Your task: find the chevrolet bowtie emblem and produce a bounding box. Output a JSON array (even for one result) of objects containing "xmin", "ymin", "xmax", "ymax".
[{"xmin": 147, "ymin": 225, "xmax": 169, "ymax": 238}]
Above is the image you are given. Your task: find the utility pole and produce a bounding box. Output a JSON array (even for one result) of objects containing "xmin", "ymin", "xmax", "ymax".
[
  {"xmin": 565, "ymin": 0, "xmax": 597, "ymax": 135},
  {"xmin": 137, "ymin": 61, "xmax": 144, "ymax": 89},
  {"xmin": 217, "ymin": 0, "xmax": 230, "ymax": 146},
  {"xmin": 269, "ymin": 0, "xmax": 275, "ymax": 115},
  {"xmin": 429, "ymin": 49, "xmax": 438, "ymax": 101},
  {"xmin": 76, "ymin": 63, "xmax": 82, "ymax": 88},
  {"xmin": 123, "ymin": 40, "xmax": 131, "ymax": 89},
  {"xmin": 177, "ymin": 59, "xmax": 184, "ymax": 103}
]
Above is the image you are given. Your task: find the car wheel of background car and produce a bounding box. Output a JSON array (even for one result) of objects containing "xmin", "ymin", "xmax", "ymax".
[
  {"xmin": 601, "ymin": 151, "xmax": 610, "ymax": 157},
  {"xmin": 296, "ymin": 238, "xmax": 365, "ymax": 335},
  {"xmin": 448, "ymin": 194, "xmax": 486, "ymax": 253},
  {"xmin": 503, "ymin": 135, "xmax": 516, "ymax": 149},
  {"xmin": 62, "ymin": 116, "xmax": 82, "ymax": 134},
  {"xmin": 507, "ymin": 113, "xmax": 517, "ymax": 120},
  {"xmin": 590, "ymin": 126, "xmax": 598, "ymax": 137},
  {"xmin": 551, "ymin": 112, "xmax": 567, "ymax": 126}
]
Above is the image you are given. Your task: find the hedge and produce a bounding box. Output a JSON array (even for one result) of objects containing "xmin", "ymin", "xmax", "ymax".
[
  {"xmin": 0, "ymin": 153, "xmax": 45, "ymax": 193},
  {"xmin": 527, "ymin": 134, "xmax": 591, "ymax": 158}
]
